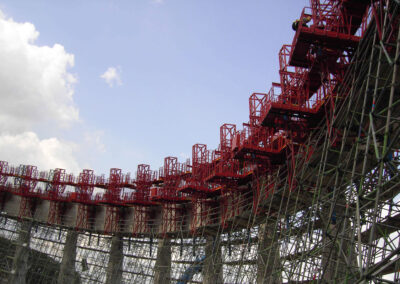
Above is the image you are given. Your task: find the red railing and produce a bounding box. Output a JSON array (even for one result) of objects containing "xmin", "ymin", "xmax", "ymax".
[
  {"xmin": 249, "ymin": 93, "xmax": 267, "ymax": 126},
  {"xmin": 235, "ymin": 125, "xmax": 288, "ymax": 155}
]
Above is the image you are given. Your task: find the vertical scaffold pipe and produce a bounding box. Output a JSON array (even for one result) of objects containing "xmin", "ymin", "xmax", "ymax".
[
  {"xmin": 320, "ymin": 189, "xmax": 359, "ymax": 281},
  {"xmin": 256, "ymin": 223, "xmax": 282, "ymax": 284}
]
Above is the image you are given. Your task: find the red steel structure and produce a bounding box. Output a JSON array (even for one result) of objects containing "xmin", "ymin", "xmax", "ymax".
[
  {"xmin": 16, "ymin": 165, "xmax": 39, "ymax": 219},
  {"xmin": 102, "ymin": 168, "xmax": 125, "ymax": 234},
  {"xmin": 151, "ymin": 157, "xmax": 188, "ymax": 202},
  {"xmin": 0, "ymin": 0, "xmax": 383, "ymax": 239},
  {"xmin": 151, "ymin": 157, "xmax": 190, "ymax": 236},
  {"xmin": 46, "ymin": 168, "xmax": 70, "ymax": 225},
  {"xmin": 75, "ymin": 169, "xmax": 95, "ymax": 230},
  {"xmin": 131, "ymin": 164, "xmax": 156, "ymax": 236}
]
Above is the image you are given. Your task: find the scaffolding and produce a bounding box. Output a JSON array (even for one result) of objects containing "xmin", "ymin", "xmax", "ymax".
[{"xmin": 0, "ymin": 0, "xmax": 399, "ymax": 283}]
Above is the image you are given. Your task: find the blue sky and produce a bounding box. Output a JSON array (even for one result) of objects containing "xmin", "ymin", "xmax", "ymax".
[{"xmin": 0, "ymin": 0, "xmax": 308, "ymax": 175}]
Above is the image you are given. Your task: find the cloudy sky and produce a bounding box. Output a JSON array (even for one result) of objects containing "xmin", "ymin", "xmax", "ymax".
[{"xmin": 0, "ymin": 0, "xmax": 307, "ymax": 176}]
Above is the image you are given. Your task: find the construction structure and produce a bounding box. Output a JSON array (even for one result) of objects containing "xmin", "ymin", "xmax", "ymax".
[{"xmin": 0, "ymin": 0, "xmax": 400, "ymax": 283}]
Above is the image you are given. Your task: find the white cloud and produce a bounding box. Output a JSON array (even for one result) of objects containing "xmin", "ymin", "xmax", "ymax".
[
  {"xmin": 0, "ymin": 132, "xmax": 80, "ymax": 173},
  {"xmin": 100, "ymin": 66, "xmax": 122, "ymax": 87},
  {"xmin": 0, "ymin": 11, "xmax": 81, "ymax": 173},
  {"xmin": 0, "ymin": 12, "xmax": 79, "ymax": 133}
]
